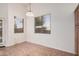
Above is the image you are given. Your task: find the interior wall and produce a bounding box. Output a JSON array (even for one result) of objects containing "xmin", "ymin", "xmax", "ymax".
[
  {"xmin": 26, "ymin": 3, "xmax": 78, "ymax": 53},
  {"xmin": 6, "ymin": 3, "xmax": 27, "ymax": 46}
]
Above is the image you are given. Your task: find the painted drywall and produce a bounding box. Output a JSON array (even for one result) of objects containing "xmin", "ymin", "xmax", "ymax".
[
  {"xmin": 6, "ymin": 3, "xmax": 27, "ymax": 46},
  {"xmin": 26, "ymin": 3, "xmax": 78, "ymax": 53}
]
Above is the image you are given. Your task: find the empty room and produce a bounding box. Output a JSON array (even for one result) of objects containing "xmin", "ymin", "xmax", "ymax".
[{"xmin": 0, "ymin": 3, "xmax": 79, "ymax": 56}]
